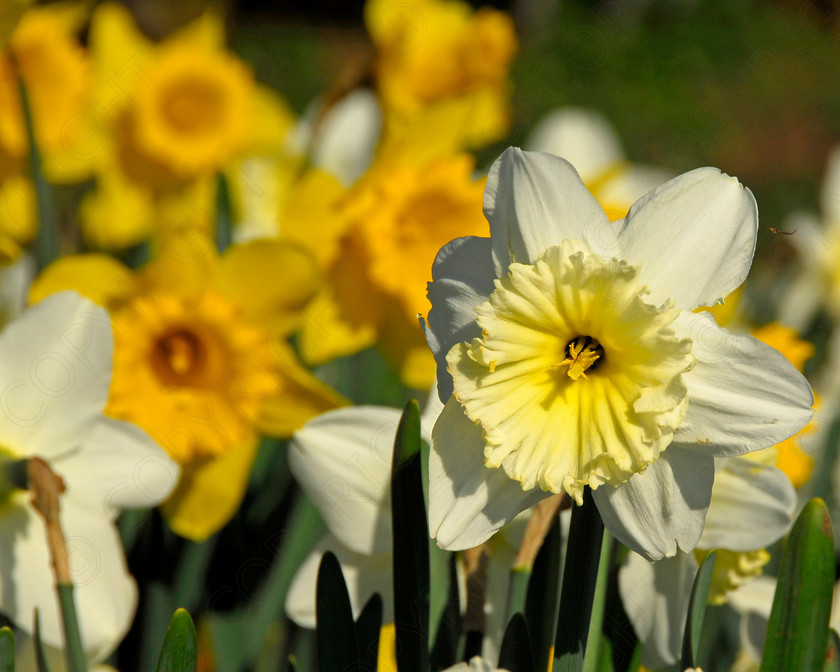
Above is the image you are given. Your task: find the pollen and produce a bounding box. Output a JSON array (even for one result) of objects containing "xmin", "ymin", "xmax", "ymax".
[{"xmin": 554, "ymin": 336, "xmax": 603, "ymax": 381}]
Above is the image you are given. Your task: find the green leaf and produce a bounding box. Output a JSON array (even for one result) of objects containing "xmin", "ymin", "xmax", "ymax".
[
  {"xmin": 17, "ymin": 76, "xmax": 58, "ymax": 271},
  {"xmin": 553, "ymin": 489, "xmax": 606, "ymax": 672},
  {"xmin": 316, "ymin": 551, "xmax": 359, "ymax": 671},
  {"xmin": 156, "ymin": 608, "xmax": 198, "ymax": 672},
  {"xmin": 680, "ymin": 551, "xmax": 717, "ymax": 669},
  {"xmin": 760, "ymin": 498, "xmax": 834, "ymax": 672},
  {"xmin": 582, "ymin": 531, "xmax": 612, "ymax": 672},
  {"xmin": 33, "ymin": 610, "xmax": 51, "ymax": 672},
  {"xmin": 356, "ymin": 593, "xmax": 384, "ymax": 672},
  {"xmin": 215, "ymin": 172, "xmax": 233, "ymax": 253},
  {"xmin": 391, "ymin": 399, "xmax": 430, "ymax": 672},
  {"xmin": 525, "ymin": 514, "xmax": 562, "ymax": 672},
  {"xmin": 498, "ymin": 613, "xmax": 536, "ymax": 672},
  {"xmin": 0, "ymin": 627, "xmax": 13, "ymax": 672}
]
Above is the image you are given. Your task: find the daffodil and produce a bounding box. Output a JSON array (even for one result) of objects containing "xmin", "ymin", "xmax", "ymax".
[
  {"xmin": 76, "ymin": 3, "xmax": 295, "ymax": 249},
  {"xmin": 425, "ymin": 147, "xmax": 813, "ymax": 559},
  {"xmin": 365, "ymin": 0, "xmax": 517, "ymax": 148},
  {"xmin": 29, "ymin": 230, "xmax": 345, "ymax": 540},
  {"xmin": 618, "ymin": 452, "xmax": 796, "ymax": 668},
  {"xmin": 0, "ymin": 291, "xmax": 179, "ymax": 667},
  {"xmin": 285, "ymin": 139, "xmax": 489, "ymax": 389},
  {"xmin": 0, "ymin": 3, "xmax": 96, "ymax": 183}
]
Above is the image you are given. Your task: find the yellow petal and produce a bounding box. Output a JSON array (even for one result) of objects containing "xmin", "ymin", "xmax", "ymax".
[
  {"xmin": 298, "ymin": 288, "xmax": 379, "ymax": 367},
  {"xmin": 28, "ymin": 254, "xmax": 134, "ymax": 306},
  {"xmin": 279, "ymin": 169, "xmax": 349, "ymax": 268},
  {"xmin": 217, "ymin": 239, "xmax": 321, "ymax": 337},
  {"xmin": 169, "ymin": 5, "xmax": 225, "ymax": 50},
  {"xmin": 0, "ymin": 0, "xmax": 31, "ymax": 48},
  {"xmin": 379, "ymin": 301, "xmax": 436, "ymax": 389},
  {"xmin": 139, "ymin": 229, "xmax": 218, "ymax": 296},
  {"xmin": 161, "ymin": 433, "xmax": 259, "ymax": 540},
  {"xmin": 245, "ymin": 86, "xmax": 296, "ymax": 155},
  {"xmin": 79, "ymin": 167, "xmax": 155, "ymax": 250},
  {"xmin": 88, "ymin": 3, "xmax": 153, "ymax": 114},
  {"xmin": 256, "ymin": 341, "xmax": 348, "ymax": 436}
]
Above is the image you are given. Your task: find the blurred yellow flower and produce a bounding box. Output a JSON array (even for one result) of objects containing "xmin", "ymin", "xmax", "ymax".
[
  {"xmin": 285, "ymin": 149, "xmax": 487, "ymax": 389},
  {"xmin": 77, "ymin": 3, "xmax": 295, "ymax": 249},
  {"xmin": 365, "ymin": 0, "xmax": 516, "ymax": 148},
  {"xmin": 0, "ymin": 4, "xmax": 95, "ymax": 182},
  {"xmin": 29, "ymin": 230, "xmax": 347, "ymax": 539}
]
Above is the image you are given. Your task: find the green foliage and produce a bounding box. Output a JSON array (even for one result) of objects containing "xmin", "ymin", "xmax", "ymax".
[
  {"xmin": 681, "ymin": 551, "xmax": 717, "ymax": 670},
  {"xmin": 156, "ymin": 609, "xmax": 198, "ymax": 672},
  {"xmin": 760, "ymin": 499, "xmax": 834, "ymax": 672}
]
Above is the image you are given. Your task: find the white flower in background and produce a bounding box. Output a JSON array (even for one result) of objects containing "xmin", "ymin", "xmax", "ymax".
[
  {"xmin": 443, "ymin": 657, "xmax": 509, "ymax": 672},
  {"xmin": 285, "ymin": 399, "xmax": 440, "ymax": 626},
  {"xmin": 729, "ymin": 574, "xmax": 840, "ymax": 671},
  {"xmin": 424, "ymin": 147, "xmax": 813, "ymax": 560},
  {"xmin": 526, "ymin": 107, "xmax": 673, "ymax": 221},
  {"xmin": 776, "ymin": 144, "xmax": 840, "ymax": 331},
  {"xmin": 0, "ymin": 291, "xmax": 179, "ymax": 668},
  {"xmin": 618, "ymin": 453, "xmax": 796, "ymax": 669}
]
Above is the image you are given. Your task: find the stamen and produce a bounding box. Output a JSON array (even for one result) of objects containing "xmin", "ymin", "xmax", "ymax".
[{"xmin": 553, "ymin": 336, "xmax": 604, "ymax": 381}]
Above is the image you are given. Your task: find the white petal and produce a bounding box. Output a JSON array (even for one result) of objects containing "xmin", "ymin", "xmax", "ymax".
[
  {"xmin": 425, "ymin": 236, "xmax": 496, "ymax": 401},
  {"xmin": 673, "ymin": 312, "xmax": 814, "ymax": 457},
  {"xmin": 0, "ymin": 292, "xmax": 112, "ymax": 458},
  {"xmin": 616, "ymin": 167, "xmax": 758, "ymax": 310},
  {"xmin": 311, "ymin": 89, "xmax": 381, "ymax": 187},
  {"xmin": 53, "ymin": 416, "xmax": 180, "ymax": 519},
  {"xmin": 699, "ymin": 457, "xmax": 796, "ymax": 551},
  {"xmin": 429, "ymin": 399, "xmax": 550, "ymax": 551},
  {"xmin": 822, "ymin": 145, "xmax": 840, "ymax": 225},
  {"xmin": 289, "ymin": 406, "xmax": 398, "ymax": 555},
  {"xmin": 0, "ymin": 499, "xmax": 136, "ymax": 660},
  {"xmin": 619, "ymin": 552, "xmax": 697, "ymax": 669},
  {"xmin": 483, "ymin": 148, "xmax": 616, "ymax": 271},
  {"xmin": 592, "ymin": 448, "xmax": 714, "ymax": 560},
  {"xmin": 284, "ymin": 534, "xmax": 393, "ymax": 628},
  {"xmin": 525, "ymin": 107, "xmax": 625, "ymax": 183},
  {"xmin": 727, "ymin": 575, "xmax": 777, "ymax": 661}
]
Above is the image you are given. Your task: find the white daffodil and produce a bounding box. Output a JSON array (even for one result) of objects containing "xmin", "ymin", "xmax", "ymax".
[
  {"xmin": 285, "ymin": 404, "xmax": 421, "ymax": 625},
  {"xmin": 0, "ymin": 291, "xmax": 179, "ymax": 669},
  {"xmin": 424, "ymin": 147, "xmax": 814, "ymax": 560},
  {"xmin": 618, "ymin": 453, "xmax": 797, "ymax": 668}
]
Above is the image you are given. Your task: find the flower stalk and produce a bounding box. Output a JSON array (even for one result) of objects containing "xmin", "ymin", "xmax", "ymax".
[{"xmin": 28, "ymin": 457, "xmax": 87, "ymax": 672}]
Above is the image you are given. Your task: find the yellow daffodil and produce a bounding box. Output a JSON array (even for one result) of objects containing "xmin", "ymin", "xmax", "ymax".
[
  {"xmin": 0, "ymin": 3, "xmax": 96, "ymax": 183},
  {"xmin": 283, "ymin": 142, "xmax": 488, "ymax": 389},
  {"xmin": 365, "ymin": 0, "xmax": 516, "ymax": 148},
  {"xmin": 29, "ymin": 230, "xmax": 346, "ymax": 540},
  {"xmin": 77, "ymin": 3, "xmax": 295, "ymax": 250}
]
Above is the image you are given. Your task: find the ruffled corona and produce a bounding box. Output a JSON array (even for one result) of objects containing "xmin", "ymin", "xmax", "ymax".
[
  {"xmin": 696, "ymin": 548, "xmax": 770, "ymax": 605},
  {"xmin": 107, "ymin": 290, "xmax": 278, "ymax": 462},
  {"xmin": 447, "ymin": 240, "xmax": 695, "ymax": 503}
]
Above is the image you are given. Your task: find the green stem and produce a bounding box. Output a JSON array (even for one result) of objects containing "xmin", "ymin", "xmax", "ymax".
[
  {"xmin": 582, "ymin": 530, "xmax": 611, "ymax": 672},
  {"xmin": 505, "ymin": 566, "xmax": 532, "ymax": 623},
  {"xmin": 18, "ymin": 75, "xmax": 59, "ymax": 271},
  {"xmin": 553, "ymin": 488, "xmax": 606, "ymax": 672},
  {"xmin": 215, "ymin": 172, "xmax": 233, "ymax": 253},
  {"xmin": 57, "ymin": 583, "xmax": 87, "ymax": 672}
]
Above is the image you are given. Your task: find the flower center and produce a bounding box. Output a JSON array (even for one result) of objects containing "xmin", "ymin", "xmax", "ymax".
[
  {"xmin": 108, "ymin": 291, "xmax": 279, "ymax": 461},
  {"xmin": 555, "ymin": 336, "xmax": 604, "ymax": 381},
  {"xmin": 160, "ymin": 78, "xmax": 225, "ymax": 136},
  {"xmin": 447, "ymin": 239, "xmax": 695, "ymax": 502},
  {"xmin": 151, "ymin": 328, "xmax": 212, "ymax": 385}
]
